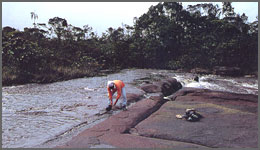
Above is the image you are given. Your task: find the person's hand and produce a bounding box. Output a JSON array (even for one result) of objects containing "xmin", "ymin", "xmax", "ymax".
[{"xmin": 106, "ymin": 105, "xmax": 112, "ymax": 111}]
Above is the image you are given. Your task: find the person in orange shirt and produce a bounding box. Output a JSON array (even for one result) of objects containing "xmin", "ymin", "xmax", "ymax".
[{"xmin": 106, "ymin": 80, "xmax": 127, "ymax": 111}]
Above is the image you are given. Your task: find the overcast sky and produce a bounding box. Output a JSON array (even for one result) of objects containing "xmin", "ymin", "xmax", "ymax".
[{"xmin": 2, "ymin": 2, "xmax": 258, "ymax": 36}]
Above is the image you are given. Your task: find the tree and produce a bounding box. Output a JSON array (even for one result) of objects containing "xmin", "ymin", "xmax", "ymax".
[
  {"xmin": 30, "ymin": 11, "xmax": 38, "ymax": 28},
  {"xmin": 83, "ymin": 25, "xmax": 93, "ymax": 39},
  {"xmin": 72, "ymin": 26, "xmax": 85, "ymax": 41},
  {"xmin": 48, "ymin": 17, "xmax": 68, "ymax": 42},
  {"xmin": 187, "ymin": 3, "xmax": 221, "ymax": 19},
  {"xmin": 222, "ymin": 2, "xmax": 235, "ymax": 17},
  {"xmin": 2, "ymin": 2, "xmax": 258, "ymax": 86}
]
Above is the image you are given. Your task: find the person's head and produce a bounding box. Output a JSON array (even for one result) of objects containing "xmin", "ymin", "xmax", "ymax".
[{"xmin": 108, "ymin": 82, "xmax": 115, "ymax": 90}]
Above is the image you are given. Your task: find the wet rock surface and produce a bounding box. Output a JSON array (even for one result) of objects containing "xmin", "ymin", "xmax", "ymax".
[
  {"xmin": 56, "ymin": 79, "xmax": 258, "ymax": 148},
  {"xmin": 57, "ymin": 95, "xmax": 205, "ymax": 148},
  {"xmin": 2, "ymin": 69, "xmax": 258, "ymax": 148},
  {"xmin": 2, "ymin": 69, "xmax": 150, "ymax": 148}
]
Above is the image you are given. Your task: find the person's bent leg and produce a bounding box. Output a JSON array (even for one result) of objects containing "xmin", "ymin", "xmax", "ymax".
[{"xmin": 121, "ymin": 87, "xmax": 127, "ymax": 110}]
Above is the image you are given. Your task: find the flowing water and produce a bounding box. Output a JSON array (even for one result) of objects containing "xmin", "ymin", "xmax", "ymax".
[{"xmin": 2, "ymin": 69, "xmax": 258, "ymax": 148}]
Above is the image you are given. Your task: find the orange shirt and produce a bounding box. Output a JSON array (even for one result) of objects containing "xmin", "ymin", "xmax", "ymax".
[{"xmin": 107, "ymin": 80, "xmax": 125, "ymax": 101}]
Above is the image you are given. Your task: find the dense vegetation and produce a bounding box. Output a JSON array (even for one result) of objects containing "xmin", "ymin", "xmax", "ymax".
[{"xmin": 2, "ymin": 2, "xmax": 258, "ymax": 86}]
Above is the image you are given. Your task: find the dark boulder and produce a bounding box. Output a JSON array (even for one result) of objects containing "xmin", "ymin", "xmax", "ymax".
[
  {"xmin": 159, "ymin": 78, "xmax": 182, "ymax": 96},
  {"xmin": 194, "ymin": 76, "xmax": 199, "ymax": 82},
  {"xmin": 140, "ymin": 78, "xmax": 182, "ymax": 96}
]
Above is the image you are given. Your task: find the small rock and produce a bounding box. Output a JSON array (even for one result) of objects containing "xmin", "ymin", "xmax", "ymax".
[{"xmin": 194, "ymin": 76, "xmax": 199, "ymax": 82}]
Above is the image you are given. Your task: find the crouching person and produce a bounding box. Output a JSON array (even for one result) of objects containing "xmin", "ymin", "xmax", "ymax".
[{"xmin": 106, "ymin": 80, "xmax": 127, "ymax": 111}]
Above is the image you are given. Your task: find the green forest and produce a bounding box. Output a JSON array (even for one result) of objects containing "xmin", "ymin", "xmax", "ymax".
[{"xmin": 2, "ymin": 2, "xmax": 258, "ymax": 86}]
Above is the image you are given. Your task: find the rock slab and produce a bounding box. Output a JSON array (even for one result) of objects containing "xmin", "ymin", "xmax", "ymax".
[
  {"xmin": 56, "ymin": 80, "xmax": 258, "ymax": 148},
  {"xmin": 135, "ymin": 87, "xmax": 258, "ymax": 148}
]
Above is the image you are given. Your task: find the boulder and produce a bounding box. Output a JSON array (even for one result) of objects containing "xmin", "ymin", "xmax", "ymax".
[
  {"xmin": 140, "ymin": 78, "xmax": 182, "ymax": 96},
  {"xmin": 159, "ymin": 78, "xmax": 182, "ymax": 96},
  {"xmin": 193, "ymin": 76, "xmax": 199, "ymax": 82}
]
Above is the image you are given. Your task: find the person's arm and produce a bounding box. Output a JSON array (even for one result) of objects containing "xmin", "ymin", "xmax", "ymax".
[{"xmin": 107, "ymin": 87, "xmax": 113, "ymax": 106}]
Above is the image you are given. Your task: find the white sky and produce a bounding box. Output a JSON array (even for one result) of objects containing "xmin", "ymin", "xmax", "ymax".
[{"xmin": 2, "ymin": 2, "xmax": 258, "ymax": 36}]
